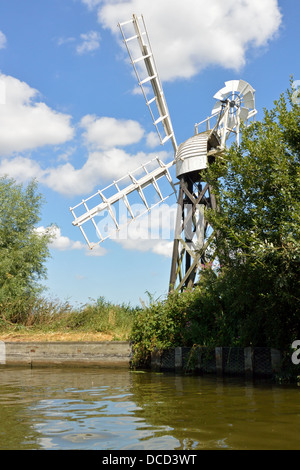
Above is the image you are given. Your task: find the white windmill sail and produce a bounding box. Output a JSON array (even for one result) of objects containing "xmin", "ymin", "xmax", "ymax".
[
  {"xmin": 70, "ymin": 157, "xmax": 177, "ymax": 249},
  {"xmin": 118, "ymin": 14, "xmax": 177, "ymax": 152},
  {"xmin": 70, "ymin": 14, "xmax": 180, "ymax": 250}
]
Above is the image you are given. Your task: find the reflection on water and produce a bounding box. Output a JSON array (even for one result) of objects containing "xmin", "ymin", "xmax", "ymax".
[{"xmin": 0, "ymin": 367, "xmax": 299, "ymax": 450}]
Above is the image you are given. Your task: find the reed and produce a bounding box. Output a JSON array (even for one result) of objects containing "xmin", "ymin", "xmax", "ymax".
[{"xmin": 0, "ymin": 295, "xmax": 137, "ymax": 341}]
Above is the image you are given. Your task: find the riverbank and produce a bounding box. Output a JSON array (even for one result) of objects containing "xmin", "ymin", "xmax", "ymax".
[
  {"xmin": 0, "ymin": 339, "xmax": 132, "ymax": 367},
  {"xmin": 0, "ymin": 330, "xmax": 115, "ymax": 342},
  {"xmin": 0, "ymin": 333, "xmax": 297, "ymax": 383},
  {"xmin": 0, "ymin": 334, "xmax": 285, "ymax": 380},
  {"xmin": 0, "ymin": 295, "xmax": 135, "ymax": 343}
]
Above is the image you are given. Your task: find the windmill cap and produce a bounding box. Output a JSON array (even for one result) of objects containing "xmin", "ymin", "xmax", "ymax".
[{"xmin": 175, "ymin": 130, "xmax": 220, "ymax": 179}]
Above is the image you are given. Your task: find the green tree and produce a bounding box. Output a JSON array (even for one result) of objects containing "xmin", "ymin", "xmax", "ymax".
[
  {"xmin": 205, "ymin": 81, "xmax": 300, "ymax": 350},
  {"xmin": 0, "ymin": 177, "xmax": 53, "ymax": 303}
]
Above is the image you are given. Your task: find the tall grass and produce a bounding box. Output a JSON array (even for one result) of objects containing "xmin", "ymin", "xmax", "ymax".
[
  {"xmin": 64, "ymin": 297, "xmax": 137, "ymax": 339},
  {"xmin": 0, "ymin": 295, "xmax": 137, "ymax": 340}
]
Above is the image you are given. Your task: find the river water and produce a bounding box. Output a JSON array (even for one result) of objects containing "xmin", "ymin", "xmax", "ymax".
[{"xmin": 0, "ymin": 367, "xmax": 299, "ymax": 450}]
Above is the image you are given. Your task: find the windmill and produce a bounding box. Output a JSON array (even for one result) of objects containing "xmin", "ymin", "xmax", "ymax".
[{"xmin": 70, "ymin": 14, "xmax": 257, "ymax": 293}]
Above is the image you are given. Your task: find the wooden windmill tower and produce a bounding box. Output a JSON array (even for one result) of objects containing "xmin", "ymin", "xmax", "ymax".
[{"xmin": 70, "ymin": 14, "xmax": 257, "ymax": 293}]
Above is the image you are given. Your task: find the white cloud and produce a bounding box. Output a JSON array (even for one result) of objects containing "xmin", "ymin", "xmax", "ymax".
[
  {"xmin": 0, "ymin": 73, "xmax": 169, "ymax": 196},
  {"xmin": 0, "ymin": 31, "xmax": 7, "ymax": 49},
  {"xmin": 57, "ymin": 146, "xmax": 76, "ymax": 162},
  {"xmin": 36, "ymin": 226, "xmax": 106, "ymax": 256},
  {"xmin": 113, "ymin": 203, "xmax": 176, "ymax": 257},
  {"xmin": 56, "ymin": 31, "xmax": 100, "ymax": 54},
  {"xmin": 116, "ymin": 235, "xmax": 173, "ymax": 258},
  {"xmin": 56, "ymin": 36, "xmax": 76, "ymax": 46},
  {"xmin": 50, "ymin": 226, "xmax": 82, "ymax": 251},
  {"xmin": 0, "ymin": 147, "xmax": 169, "ymax": 196},
  {"xmin": 153, "ymin": 240, "xmax": 174, "ymax": 257},
  {"xmin": 80, "ymin": 115, "xmax": 144, "ymax": 149},
  {"xmin": 0, "ymin": 155, "xmax": 45, "ymax": 182},
  {"xmin": 43, "ymin": 158, "xmax": 101, "ymax": 196},
  {"xmin": 0, "ymin": 74, "xmax": 74, "ymax": 155},
  {"xmin": 76, "ymin": 31, "xmax": 100, "ymax": 54},
  {"xmin": 0, "ymin": 70, "xmax": 169, "ymax": 197},
  {"xmin": 92, "ymin": 0, "xmax": 282, "ymax": 81},
  {"xmin": 85, "ymin": 244, "xmax": 107, "ymax": 256},
  {"xmin": 43, "ymin": 147, "xmax": 169, "ymax": 195},
  {"xmin": 81, "ymin": 0, "xmax": 102, "ymax": 10},
  {"xmin": 146, "ymin": 131, "xmax": 160, "ymax": 149}
]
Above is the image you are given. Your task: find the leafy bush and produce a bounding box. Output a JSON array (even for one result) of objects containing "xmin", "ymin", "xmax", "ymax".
[{"xmin": 130, "ymin": 276, "xmax": 224, "ymax": 367}]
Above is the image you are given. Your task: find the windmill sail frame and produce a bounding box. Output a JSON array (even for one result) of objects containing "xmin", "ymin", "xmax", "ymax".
[
  {"xmin": 70, "ymin": 157, "xmax": 177, "ymax": 249},
  {"xmin": 118, "ymin": 14, "xmax": 177, "ymax": 152}
]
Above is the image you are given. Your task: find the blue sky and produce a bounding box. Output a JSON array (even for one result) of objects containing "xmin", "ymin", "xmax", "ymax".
[{"xmin": 0, "ymin": 0, "xmax": 299, "ymax": 307}]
